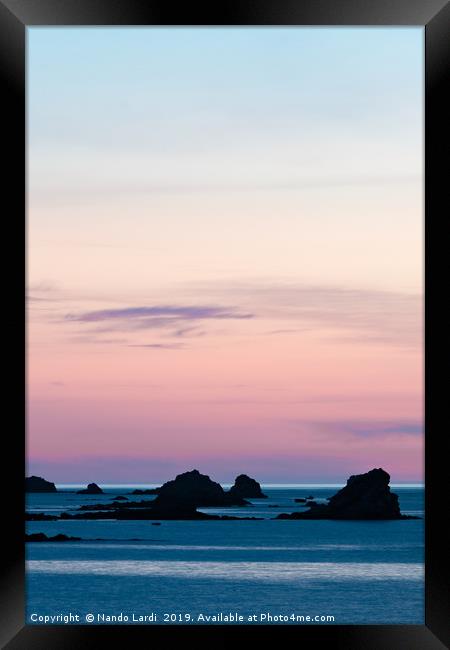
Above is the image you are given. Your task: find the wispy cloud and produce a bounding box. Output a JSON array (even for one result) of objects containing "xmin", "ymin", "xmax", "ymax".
[
  {"xmin": 196, "ymin": 280, "xmax": 422, "ymax": 348},
  {"xmin": 291, "ymin": 418, "xmax": 423, "ymax": 437},
  {"xmin": 171, "ymin": 326, "xmax": 206, "ymax": 338},
  {"xmin": 33, "ymin": 173, "xmax": 421, "ymax": 204},
  {"xmin": 62, "ymin": 304, "xmax": 253, "ymax": 346},
  {"xmin": 68, "ymin": 336, "xmax": 129, "ymax": 345},
  {"xmin": 127, "ymin": 343, "xmax": 185, "ymax": 350},
  {"xmin": 27, "ymin": 281, "xmax": 61, "ymax": 302},
  {"xmin": 65, "ymin": 305, "xmax": 253, "ymax": 325},
  {"xmin": 50, "ymin": 281, "xmax": 421, "ymax": 350}
]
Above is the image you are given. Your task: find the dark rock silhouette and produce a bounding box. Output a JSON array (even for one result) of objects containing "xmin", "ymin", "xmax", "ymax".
[
  {"xmin": 131, "ymin": 488, "xmax": 159, "ymax": 495},
  {"xmin": 276, "ymin": 468, "xmax": 419, "ymax": 520},
  {"xmin": 76, "ymin": 483, "xmax": 103, "ymax": 494},
  {"xmin": 57, "ymin": 507, "xmax": 261, "ymax": 521},
  {"xmin": 228, "ymin": 474, "xmax": 267, "ymax": 499},
  {"xmin": 25, "ymin": 513, "xmax": 58, "ymax": 521},
  {"xmin": 46, "ymin": 471, "xmax": 261, "ymax": 521},
  {"xmin": 294, "ymin": 498, "xmax": 307, "ymax": 503},
  {"xmin": 79, "ymin": 499, "xmax": 155, "ymax": 511},
  {"xmin": 26, "ymin": 533, "xmax": 81, "ymax": 542},
  {"xmin": 152, "ymin": 469, "xmax": 249, "ymax": 508},
  {"xmin": 56, "ymin": 472, "xmax": 257, "ymax": 519},
  {"xmin": 111, "ymin": 496, "xmax": 128, "ymax": 501},
  {"xmin": 25, "ymin": 476, "xmax": 57, "ymax": 493}
]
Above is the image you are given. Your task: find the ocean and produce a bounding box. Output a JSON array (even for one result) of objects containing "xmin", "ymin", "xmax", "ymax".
[{"xmin": 26, "ymin": 485, "xmax": 424, "ymax": 625}]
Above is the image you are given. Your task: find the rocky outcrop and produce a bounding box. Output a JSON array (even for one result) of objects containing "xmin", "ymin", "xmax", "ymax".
[
  {"xmin": 25, "ymin": 513, "xmax": 58, "ymax": 521},
  {"xmin": 25, "ymin": 476, "xmax": 57, "ymax": 493},
  {"xmin": 152, "ymin": 469, "xmax": 249, "ymax": 508},
  {"xmin": 60, "ymin": 506, "xmax": 216, "ymax": 520},
  {"xmin": 276, "ymin": 468, "xmax": 419, "ymax": 520},
  {"xmin": 57, "ymin": 507, "xmax": 261, "ymax": 521},
  {"xmin": 26, "ymin": 533, "xmax": 81, "ymax": 542},
  {"xmin": 131, "ymin": 488, "xmax": 159, "ymax": 495},
  {"xmin": 228, "ymin": 475, "xmax": 267, "ymax": 499},
  {"xmin": 49, "ymin": 472, "xmax": 258, "ymax": 519},
  {"xmin": 111, "ymin": 496, "xmax": 128, "ymax": 501},
  {"xmin": 79, "ymin": 499, "xmax": 155, "ymax": 511},
  {"xmin": 76, "ymin": 483, "xmax": 103, "ymax": 494}
]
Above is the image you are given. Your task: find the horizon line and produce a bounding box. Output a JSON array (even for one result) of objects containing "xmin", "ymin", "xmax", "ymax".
[{"xmin": 53, "ymin": 482, "xmax": 425, "ymax": 488}]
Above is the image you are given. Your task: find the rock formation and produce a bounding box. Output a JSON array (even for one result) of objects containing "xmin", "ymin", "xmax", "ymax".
[
  {"xmin": 76, "ymin": 482, "xmax": 103, "ymax": 494},
  {"xmin": 35, "ymin": 470, "xmax": 263, "ymax": 521},
  {"xmin": 56, "ymin": 507, "xmax": 261, "ymax": 521},
  {"xmin": 25, "ymin": 476, "xmax": 57, "ymax": 493},
  {"xmin": 131, "ymin": 488, "xmax": 159, "ymax": 495},
  {"xmin": 25, "ymin": 533, "xmax": 81, "ymax": 542},
  {"xmin": 79, "ymin": 499, "xmax": 155, "ymax": 511},
  {"xmin": 228, "ymin": 474, "xmax": 267, "ymax": 499},
  {"xmin": 25, "ymin": 513, "xmax": 58, "ymax": 521},
  {"xmin": 276, "ymin": 468, "xmax": 418, "ymax": 520},
  {"xmin": 152, "ymin": 469, "xmax": 249, "ymax": 508}
]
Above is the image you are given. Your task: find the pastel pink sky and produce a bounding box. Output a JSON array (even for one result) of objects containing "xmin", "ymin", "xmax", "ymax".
[{"xmin": 27, "ymin": 28, "xmax": 423, "ymax": 483}]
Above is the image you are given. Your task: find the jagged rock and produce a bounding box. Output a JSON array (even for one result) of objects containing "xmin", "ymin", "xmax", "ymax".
[
  {"xmin": 26, "ymin": 533, "xmax": 81, "ymax": 542},
  {"xmin": 294, "ymin": 498, "xmax": 307, "ymax": 503},
  {"xmin": 228, "ymin": 474, "xmax": 267, "ymax": 499},
  {"xmin": 275, "ymin": 468, "xmax": 419, "ymax": 520},
  {"xmin": 78, "ymin": 499, "xmax": 154, "ymax": 511},
  {"xmin": 25, "ymin": 513, "xmax": 58, "ymax": 521},
  {"xmin": 25, "ymin": 476, "xmax": 57, "ymax": 493},
  {"xmin": 152, "ymin": 469, "xmax": 249, "ymax": 508},
  {"xmin": 111, "ymin": 496, "xmax": 128, "ymax": 501},
  {"xmin": 57, "ymin": 507, "xmax": 260, "ymax": 521},
  {"xmin": 131, "ymin": 488, "xmax": 159, "ymax": 495},
  {"xmin": 76, "ymin": 483, "xmax": 103, "ymax": 494}
]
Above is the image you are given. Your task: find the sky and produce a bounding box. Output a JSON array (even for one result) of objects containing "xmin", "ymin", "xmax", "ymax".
[{"xmin": 27, "ymin": 27, "xmax": 424, "ymax": 483}]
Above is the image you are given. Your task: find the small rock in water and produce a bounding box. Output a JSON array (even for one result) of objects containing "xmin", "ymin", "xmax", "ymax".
[{"xmin": 76, "ymin": 482, "xmax": 103, "ymax": 494}]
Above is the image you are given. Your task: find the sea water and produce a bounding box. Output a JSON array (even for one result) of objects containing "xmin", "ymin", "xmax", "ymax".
[{"xmin": 25, "ymin": 486, "xmax": 424, "ymax": 625}]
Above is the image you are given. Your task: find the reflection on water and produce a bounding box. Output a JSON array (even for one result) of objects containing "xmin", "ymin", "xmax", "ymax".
[
  {"xmin": 26, "ymin": 487, "xmax": 425, "ymax": 624},
  {"xmin": 27, "ymin": 560, "xmax": 423, "ymax": 581}
]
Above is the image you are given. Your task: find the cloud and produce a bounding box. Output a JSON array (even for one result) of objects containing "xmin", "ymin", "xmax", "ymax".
[
  {"xmin": 198, "ymin": 280, "xmax": 422, "ymax": 349},
  {"xmin": 65, "ymin": 304, "xmax": 253, "ymax": 330},
  {"xmin": 33, "ymin": 173, "xmax": 421, "ymax": 204},
  {"xmin": 27, "ymin": 281, "xmax": 61, "ymax": 302},
  {"xmin": 171, "ymin": 326, "xmax": 206, "ymax": 338},
  {"xmin": 53, "ymin": 281, "xmax": 421, "ymax": 350},
  {"xmin": 291, "ymin": 418, "xmax": 423, "ymax": 437},
  {"xmin": 68, "ymin": 336, "xmax": 129, "ymax": 345},
  {"xmin": 28, "ymin": 281, "xmax": 59, "ymax": 293},
  {"xmin": 127, "ymin": 343, "xmax": 185, "ymax": 350},
  {"xmin": 265, "ymin": 328, "xmax": 311, "ymax": 335}
]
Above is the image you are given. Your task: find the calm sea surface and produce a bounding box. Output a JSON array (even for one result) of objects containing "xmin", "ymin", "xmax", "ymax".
[{"xmin": 26, "ymin": 486, "xmax": 424, "ymax": 625}]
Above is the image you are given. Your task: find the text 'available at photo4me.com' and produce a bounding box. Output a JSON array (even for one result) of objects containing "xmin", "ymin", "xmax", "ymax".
[{"xmin": 29, "ymin": 611, "xmax": 337, "ymax": 624}]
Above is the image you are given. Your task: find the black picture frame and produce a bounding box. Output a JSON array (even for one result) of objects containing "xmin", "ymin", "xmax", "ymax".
[{"xmin": 2, "ymin": 1, "xmax": 449, "ymax": 647}]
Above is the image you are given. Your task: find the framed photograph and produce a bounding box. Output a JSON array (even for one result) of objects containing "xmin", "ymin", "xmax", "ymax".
[{"xmin": 2, "ymin": 1, "xmax": 448, "ymax": 648}]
